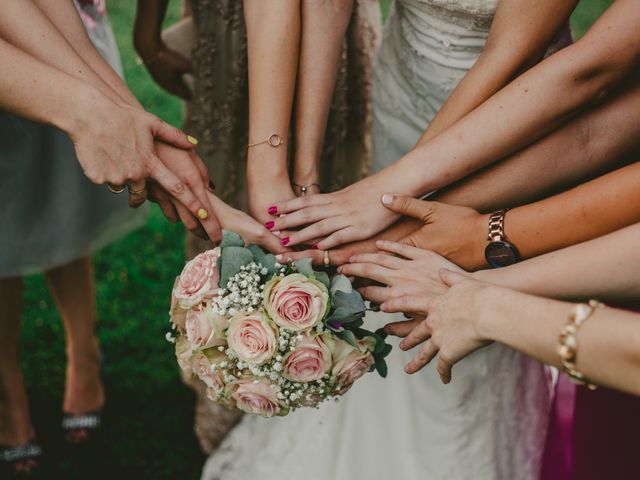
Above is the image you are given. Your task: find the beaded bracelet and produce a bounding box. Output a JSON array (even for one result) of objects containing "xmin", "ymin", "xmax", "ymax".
[{"xmin": 558, "ymin": 299, "xmax": 605, "ymax": 390}]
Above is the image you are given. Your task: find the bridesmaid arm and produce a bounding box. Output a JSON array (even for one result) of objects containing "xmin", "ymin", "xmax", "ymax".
[
  {"xmin": 417, "ymin": 0, "xmax": 578, "ymax": 144},
  {"xmin": 292, "ymin": 0, "xmax": 355, "ymax": 194}
]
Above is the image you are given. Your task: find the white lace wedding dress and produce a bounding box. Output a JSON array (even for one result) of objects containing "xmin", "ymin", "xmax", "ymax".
[{"xmin": 201, "ymin": 1, "xmax": 565, "ymax": 478}]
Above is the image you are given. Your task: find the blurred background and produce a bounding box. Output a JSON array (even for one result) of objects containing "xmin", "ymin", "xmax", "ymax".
[{"xmin": 18, "ymin": 1, "xmax": 613, "ymax": 479}]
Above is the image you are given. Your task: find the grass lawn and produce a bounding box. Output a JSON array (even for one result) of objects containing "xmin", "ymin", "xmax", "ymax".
[{"xmin": 18, "ymin": 1, "xmax": 613, "ymax": 479}]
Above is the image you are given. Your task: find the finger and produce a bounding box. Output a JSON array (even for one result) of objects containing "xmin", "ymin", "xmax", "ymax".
[
  {"xmin": 270, "ymin": 194, "xmax": 330, "ymax": 216},
  {"xmin": 174, "ymin": 202, "xmax": 207, "ymax": 239},
  {"xmin": 375, "ymin": 240, "xmax": 426, "ymax": 260},
  {"xmin": 358, "ymin": 285, "xmax": 392, "ymax": 304},
  {"xmin": 257, "ymin": 230, "xmax": 287, "ymax": 254},
  {"xmin": 338, "ymin": 262, "xmax": 392, "ymax": 285},
  {"xmin": 381, "ymin": 193, "xmax": 437, "ymax": 222},
  {"xmin": 381, "ymin": 295, "xmax": 430, "ymax": 316},
  {"xmin": 151, "ymin": 116, "xmax": 198, "ymax": 150},
  {"xmin": 438, "ymin": 357, "xmax": 453, "ymax": 384},
  {"xmin": 127, "ymin": 180, "xmax": 148, "ymax": 208},
  {"xmin": 314, "ymin": 226, "xmax": 357, "ymax": 250},
  {"xmin": 405, "ymin": 340, "xmax": 439, "ymax": 374},
  {"xmin": 285, "ymin": 219, "xmax": 347, "ymax": 247},
  {"xmin": 268, "ymin": 206, "xmax": 330, "ymax": 231},
  {"xmin": 400, "ymin": 319, "xmax": 433, "ymax": 351},
  {"xmin": 156, "ymin": 196, "xmax": 180, "ymax": 223},
  {"xmin": 348, "ymin": 253, "xmax": 406, "ymax": 270},
  {"xmin": 274, "ymin": 248, "xmax": 353, "ymax": 267},
  {"xmin": 383, "ymin": 318, "xmax": 422, "ymax": 337},
  {"xmin": 439, "ymin": 268, "xmax": 469, "ymax": 286},
  {"xmin": 150, "ymin": 160, "xmax": 222, "ymax": 243},
  {"xmin": 188, "ymin": 149, "xmax": 210, "ymax": 186}
]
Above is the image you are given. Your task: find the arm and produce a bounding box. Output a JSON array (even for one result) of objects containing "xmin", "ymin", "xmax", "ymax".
[
  {"xmin": 291, "ymin": 0, "xmax": 354, "ymax": 195},
  {"xmin": 244, "ymin": 0, "xmax": 300, "ymax": 224},
  {"xmin": 384, "ymin": 273, "xmax": 640, "ymax": 396},
  {"xmin": 134, "ymin": 0, "xmax": 193, "ymax": 99},
  {"xmin": 473, "ymin": 222, "xmax": 640, "ymax": 303},
  {"xmin": 269, "ymin": 0, "xmax": 640, "ymax": 249},
  {"xmin": 417, "ymin": 0, "xmax": 578, "ymax": 143}
]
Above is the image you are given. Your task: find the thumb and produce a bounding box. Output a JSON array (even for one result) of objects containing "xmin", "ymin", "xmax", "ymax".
[
  {"xmin": 381, "ymin": 194, "xmax": 435, "ymax": 221},
  {"xmin": 152, "ymin": 117, "xmax": 198, "ymax": 150},
  {"xmin": 439, "ymin": 268, "xmax": 467, "ymax": 287}
]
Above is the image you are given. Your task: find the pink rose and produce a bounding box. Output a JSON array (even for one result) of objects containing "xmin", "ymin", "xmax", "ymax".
[
  {"xmin": 283, "ymin": 333, "xmax": 332, "ymax": 383},
  {"xmin": 227, "ymin": 313, "xmax": 278, "ymax": 365},
  {"xmin": 331, "ymin": 338, "xmax": 375, "ymax": 393},
  {"xmin": 175, "ymin": 336, "xmax": 194, "ymax": 374},
  {"xmin": 229, "ymin": 379, "xmax": 281, "ymax": 417},
  {"xmin": 263, "ymin": 274, "xmax": 329, "ymax": 331},
  {"xmin": 173, "ymin": 250, "xmax": 220, "ymax": 309},
  {"xmin": 192, "ymin": 352, "xmax": 226, "ymax": 397},
  {"xmin": 185, "ymin": 307, "xmax": 226, "ymax": 350}
]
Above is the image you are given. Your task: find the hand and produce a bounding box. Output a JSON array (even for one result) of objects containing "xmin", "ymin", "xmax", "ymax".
[
  {"xmin": 339, "ymin": 240, "xmax": 468, "ymax": 305},
  {"xmin": 382, "ymin": 270, "xmax": 495, "ymax": 382},
  {"xmin": 266, "ymin": 175, "xmax": 400, "ymax": 249},
  {"xmin": 249, "ymin": 176, "xmax": 296, "ymax": 228},
  {"xmin": 152, "ymin": 142, "xmax": 221, "ymax": 242},
  {"xmin": 382, "ymin": 194, "xmax": 488, "ymax": 271},
  {"xmin": 142, "ymin": 46, "xmax": 193, "ymax": 100}
]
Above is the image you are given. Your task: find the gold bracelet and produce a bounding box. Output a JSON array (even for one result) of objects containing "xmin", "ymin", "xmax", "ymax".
[
  {"xmin": 558, "ymin": 299, "xmax": 605, "ymax": 390},
  {"xmin": 248, "ymin": 134, "xmax": 287, "ymax": 149}
]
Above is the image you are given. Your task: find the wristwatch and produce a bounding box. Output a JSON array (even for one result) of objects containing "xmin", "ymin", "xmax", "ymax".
[{"xmin": 484, "ymin": 209, "xmax": 520, "ymax": 268}]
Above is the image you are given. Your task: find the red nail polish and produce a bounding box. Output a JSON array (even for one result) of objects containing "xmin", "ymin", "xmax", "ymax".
[
  {"xmin": 207, "ymin": 180, "xmax": 216, "ymax": 193},
  {"xmin": 265, "ymin": 221, "xmax": 275, "ymax": 230},
  {"xmin": 268, "ymin": 206, "xmax": 278, "ymax": 215},
  {"xmin": 281, "ymin": 237, "xmax": 290, "ymax": 246},
  {"xmin": 311, "ymin": 244, "xmax": 319, "ymax": 250}
]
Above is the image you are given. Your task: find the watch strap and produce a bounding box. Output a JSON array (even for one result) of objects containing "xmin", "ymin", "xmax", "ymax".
[{"xmin": 487, "ymin": 209, "xmax": 508, "ymax": 242}]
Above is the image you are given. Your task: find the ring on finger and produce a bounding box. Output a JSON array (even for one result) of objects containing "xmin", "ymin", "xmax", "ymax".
[
  {"xmin": 128, "ymin": 185, "xmax": 147, "ymax": 196},
  {"xmin": 323, "ymin": 250, "xmax": 331, "ymax": 267},
  {"xmin": 107, "ymin": 183, "xmax": 126, "ymax": 194}
]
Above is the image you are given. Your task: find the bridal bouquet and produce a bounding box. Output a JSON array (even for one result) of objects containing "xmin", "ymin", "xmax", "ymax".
[{"xmin": 167, "ymin": 231, "xmax": 391, "ymax": 417}]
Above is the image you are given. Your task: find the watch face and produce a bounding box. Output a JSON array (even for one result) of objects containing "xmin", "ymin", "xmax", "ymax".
[{"xmin": 485, "ymin": 241, "xmax": 520, "ymax": 268}]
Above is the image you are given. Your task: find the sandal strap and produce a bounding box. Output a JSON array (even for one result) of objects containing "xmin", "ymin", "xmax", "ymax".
[
  {"xmin": 62, "ymin": 413, "xmax": 102, "ymax": 430},
  {"xmin": 0, "ymin": 443, "xmax": 42, "ymax": 463}
]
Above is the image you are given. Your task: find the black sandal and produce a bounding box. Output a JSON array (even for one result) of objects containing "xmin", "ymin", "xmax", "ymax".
[
  {"xmin": 0, "ymin": 442, "xmax": 43, "ymax": 478},
  {"xmin": 62, "ymin": 411, "xmax": 102, "ymax": 445}
]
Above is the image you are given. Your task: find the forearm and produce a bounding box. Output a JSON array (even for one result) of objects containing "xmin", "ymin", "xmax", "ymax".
[
  {"xmin": 244, "ymin": 0, "xmax": 300, "ymax": 180},
  {"xmin": 473, "ymin": 223, "xmax": 640, "ymax": 302},
  {"xmin": 479, "ymin": 287, "xmax": 640, "ymax": 396},
  {"xmin": 417, "ymin": 0, "xmax": 578, "ymax": 144},
  {"xmin": 293, "ymin": 0, "xmax": 354, "ymax": 184},
  {"xmin": 34, "ymin": 0, "xmax": 141, "ymax": 107},
  {"xmin": 134, "ymin": 0, "xmax": 169, "ymax": 59},
  {"xmin": 388, "ymin": 1, "xmax": 639, "ymax": 197}
]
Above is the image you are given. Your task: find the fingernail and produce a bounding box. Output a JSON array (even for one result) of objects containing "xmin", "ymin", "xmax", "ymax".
[
  {"xmin": 275, "ymin": 254, "xmax": 283, "ymax": 262},
  {"xmin": 273, "ymin": 231, "xmax": 281, "ymax": 236},
  {"xmin": 311, "ymin": 244, "xmax": 319, "ymax": 250},
  {"xmin": 337, "ymin": 266, "xmax": 343, "ymax": 273},
  {"xmin": 281, "ymin": 237, "xmax": 290, "ymax": 246},
  {"xmin": 207, "ymin": 180, "xmax": 216, "ymax": 193},
  {"xmin": 381, "ymin": 194, "xmax": 394, "ymax": 206},
  {"xmin": 265, "ymin": 221, "xmax": 275, "ymax": 230},
  {"xmin": 187, "ymin": 135, "xmax": 199, "ymax": 145},
  {"xmin": 197, "ymin": 208, "xmax": 208, "ymax": 220},
  {"xmin": 268, "ymin": 206, "xmax": 278, "ymax": 215}
]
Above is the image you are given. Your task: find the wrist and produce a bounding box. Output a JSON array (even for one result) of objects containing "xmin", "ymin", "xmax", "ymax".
[
  {"xmin": 56, "ymin": 83, "xmax": 107, "ymax": 137},
  {"xmin": 470, "ymin": 213, "xmax": 490, "ymax": 270}
]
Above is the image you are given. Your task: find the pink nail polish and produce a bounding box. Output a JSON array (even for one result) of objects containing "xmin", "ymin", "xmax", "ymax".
[
  {"xmin": 264, "ymin": 221, "xmax": 275, "ymax": 230},
  {"xmin": 311, "ymin": 244, "xmax": 319, "ymax": 250},
  {"xmin": 268, "ymin": 206, "xmax": 278, "ymax": 215},
  {"xmin": 281, "ymin": 237, "xmax": 290, "ymax": 246}
]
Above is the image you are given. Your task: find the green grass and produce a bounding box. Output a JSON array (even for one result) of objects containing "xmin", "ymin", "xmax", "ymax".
[{"xmin": 18, "ymin": 1, "xmax": 612, "ymax": 479}]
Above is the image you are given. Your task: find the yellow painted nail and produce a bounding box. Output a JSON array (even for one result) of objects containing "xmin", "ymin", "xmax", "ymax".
[
  {"xmin": 187, "ymin": 135, "xmax": 199, "ymax": 145},
  {"xmin": 197, "ymin": 208, "xmax": 208, "ymax": 220}
]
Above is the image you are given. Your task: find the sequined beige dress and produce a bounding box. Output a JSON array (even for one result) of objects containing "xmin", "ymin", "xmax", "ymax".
[{"xmin": 179, "ymin": 0, "xmax": 381, "ymax": 454}]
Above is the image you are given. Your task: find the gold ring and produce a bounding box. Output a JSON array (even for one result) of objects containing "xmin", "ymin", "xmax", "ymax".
[
  {"xmin": 128, "ymin": 186, "xmax": 147, "ymax": 196},
  {"xmin": 107, "ymin": 183, "xmax": 126, "ymax": 194},
  {"xmin": 323, "ymin": 250, "xmax": 330, "ymax": 267}
]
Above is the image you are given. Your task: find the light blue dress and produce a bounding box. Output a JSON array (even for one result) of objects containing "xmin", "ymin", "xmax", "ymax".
[{"xmin": 0, "ymin": 2, "xmax": 147, "ymax": 278}]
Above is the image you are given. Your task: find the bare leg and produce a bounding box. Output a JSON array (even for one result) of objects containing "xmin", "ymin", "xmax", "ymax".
[
  {"xmin": 44, "ymin": 257, "xmax": 103, "ymax": 415},
  {"xmin": 244, "ymin": 0, "xmax": 301, "ymax": 223},
  {"xmin": 292, "ymin": 0, "xmax": 354, "ymax": 193},
  {"xmin": 434, "ymin": 80, "xmax": 640, "ymax": 211},
  {"xmin": 0, "ymin": 277, "xmax": 35, "ymax": 446}
]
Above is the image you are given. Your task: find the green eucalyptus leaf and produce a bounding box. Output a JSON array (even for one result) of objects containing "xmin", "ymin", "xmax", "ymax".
[
  {"xmin": 337, "ymin": 329, "xmax": 359, "ymax": 348},
  {"xmin": 219, "ymin": 246, "xmax": 253, "ymax": 288},
  {"xmin": 333, "ymin": 290, "xmax": 366, "ymax": 314},
  {"xmin": 247, "ymin": 244, "xmax": 277, "ymax": 276},
  {"xmin": 314, "ymin": 271, "xmax": 331, "ymax": 290},
  {"xmin": 374, "ymin": 357, "xmax": 388, "ymax": 378},
  {"xmin": 330, "ymin": 275, "xmax": 352, "ymax": 295},
  {"xmin": 293, "ymin": 258, "xmax": 314, "ymax": 277},
  {"xmin": 219, "ymin": 230, "xmax": 245, "ymax": 249}
]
